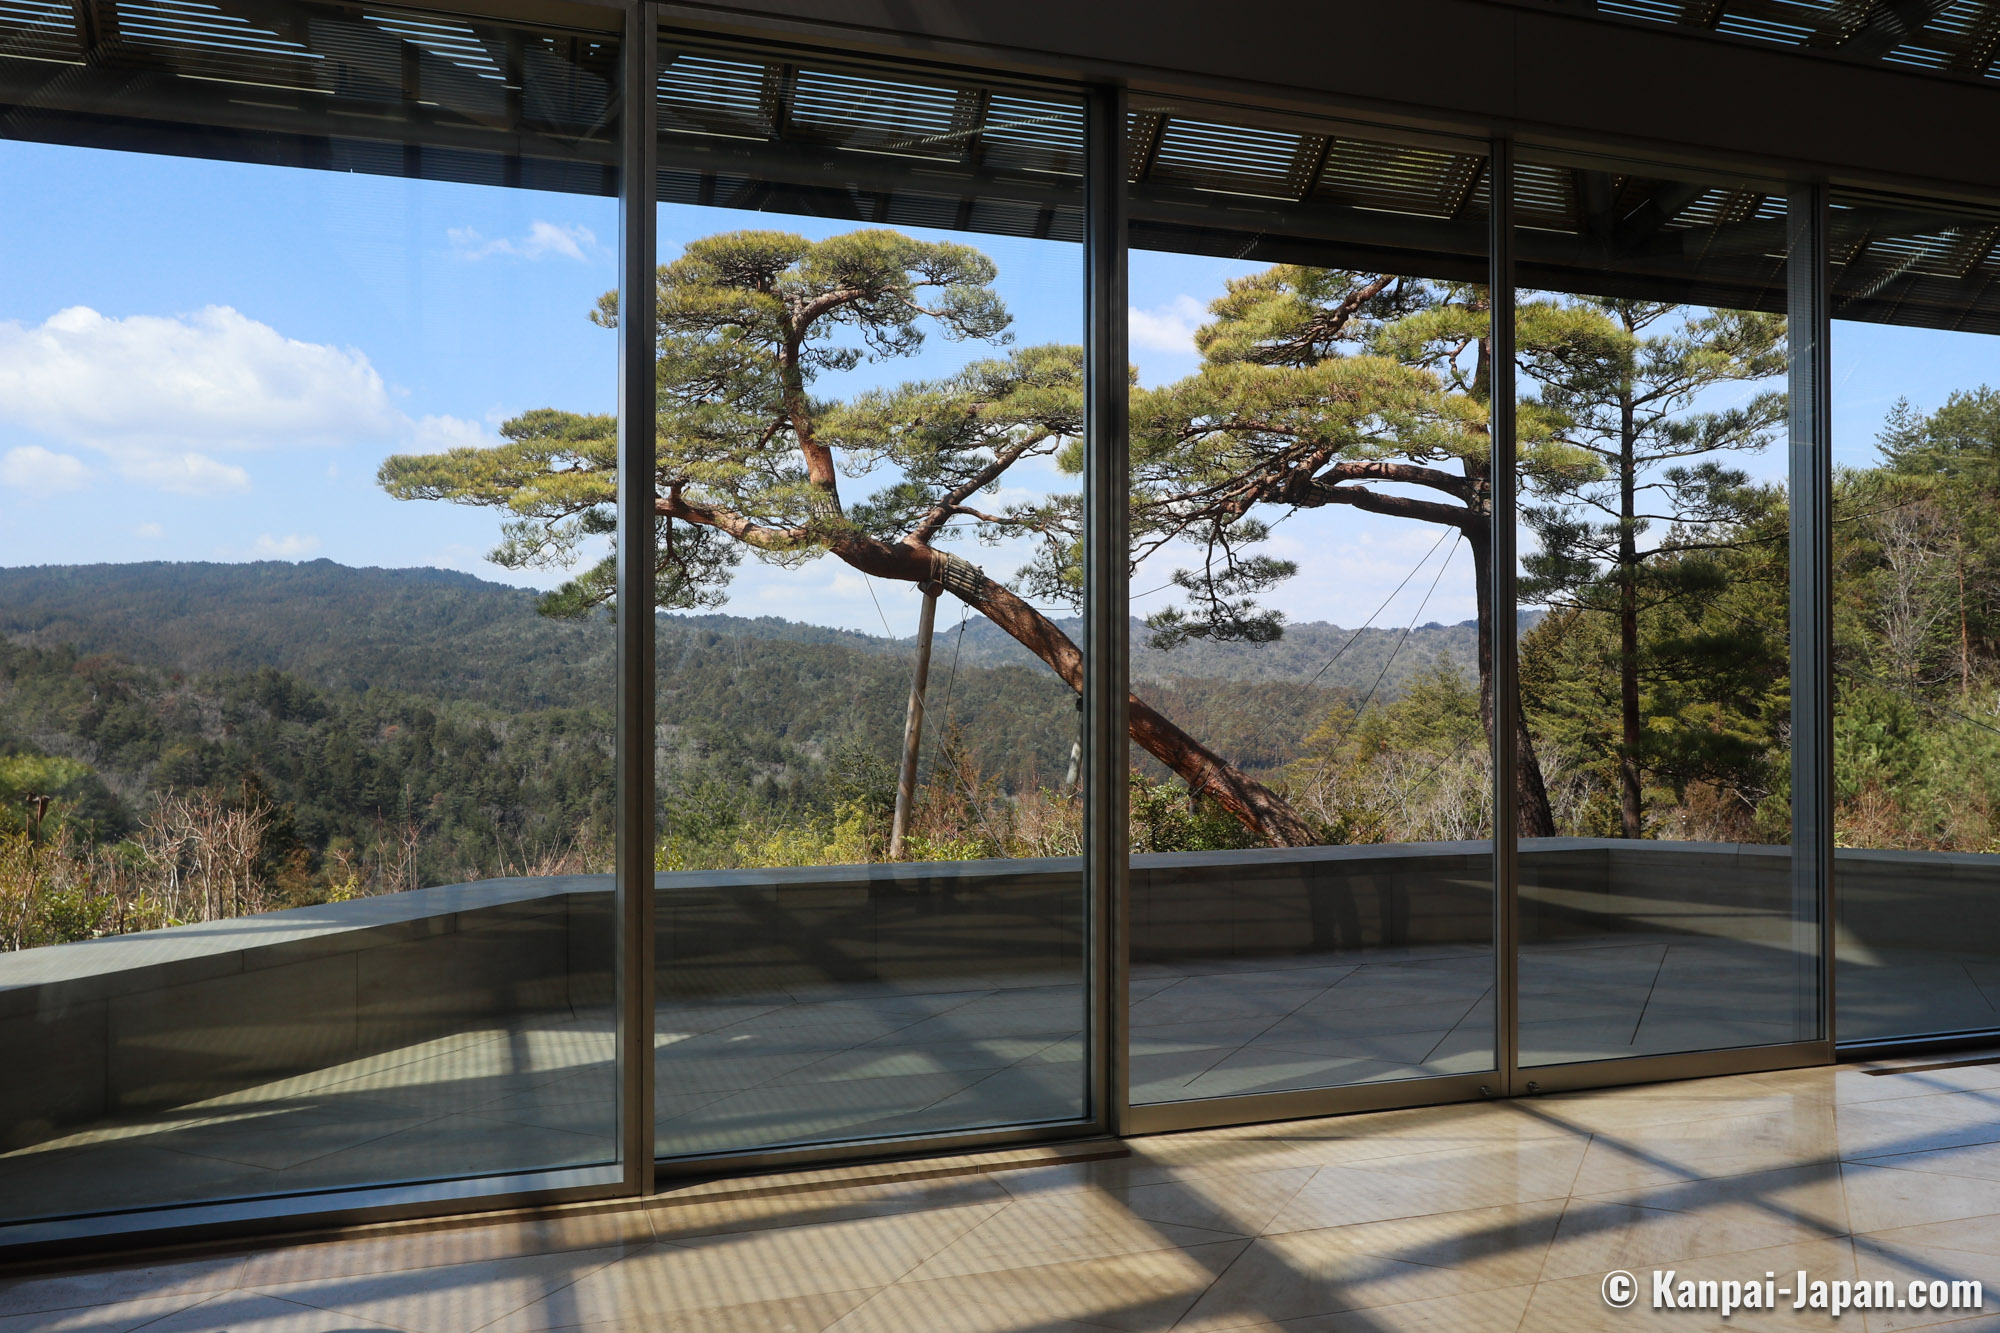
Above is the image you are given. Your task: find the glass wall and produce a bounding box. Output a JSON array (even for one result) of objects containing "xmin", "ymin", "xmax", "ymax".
[
  {"xmin": 0, "ymin": 2, "xmax": 623, "ymax": 1221},
  {"xmin": 1831, "ymin": 193, "xmax": 2000, "ymax": 1045},
  {"xmin": 642, "ymin": 43, "xmax": 1090, "ymax": 1157},
  {"xmin": 11, "ymin": 1, "xmax": 1988, "ymax": 1240},
  {"xmin": 1124, "ymin": 103, "xmax": 1498, "ymax": 1105},
  {"xmin": 1512, "ymin": 154, "xmax": 1817, "ymax": 1065}
]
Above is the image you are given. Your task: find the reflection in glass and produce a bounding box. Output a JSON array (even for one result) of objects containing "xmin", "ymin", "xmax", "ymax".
[
  {"xmin": 1831, "ymin": 195, "xmax": 2000, "ymax": 1043},
  {"xmin": 1124, "ymin": 106, "xmax": 1498, "ymax": 1103},
  {"xmin": 639, "ymin": 45, "xmax": 1090, "ymax": 1156},
  {"xmin": 0, "ymin": 1, "xmax": 620, "ymax": 1222},
  {"xmin": 1512, "ymin": 158, "xmax": 1815, "ymax": 1065}
]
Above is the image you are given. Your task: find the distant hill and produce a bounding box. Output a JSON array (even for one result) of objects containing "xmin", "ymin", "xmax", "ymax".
[
  {"xmin": 0, "ymin": 561, "xmax": 616, "ymax": 712},
  {"xmin": 904, "ymin": 611, "xmax": 1536, "ymax": 698},
  {"xmin": 0, "ymin": 562, "xmax": 1521, "ymax": 707},
  {"xmin": 0, "ymin": 561, "xmax": 1523, "ymax": 888}
]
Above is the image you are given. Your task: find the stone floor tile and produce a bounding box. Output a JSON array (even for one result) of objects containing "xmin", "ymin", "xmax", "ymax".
[
  {"xmin": 1541, "ymin": 1167, "xmax": 1852, "ymax": 1282},
  {"xmin": 900, "ymin": 1192, "xmax": 1247, "ymax": 1281},
  {"xmin": 1847, "ymin": 1238, "xmax": 2000, "ymax": 1331},
  {"xmin": 238, "ymin": 1211, "xmax": 657, "ymax": 1286},
  {"xmin": 1192, "ymin": 1283, "xmax": 1537, "ymax": 1333},
  {"xmin": 0, "ymin": 1294, "xmax": 214, "ymax": 1333},
  {"xmin": 1855, "ymin": 1212, "xmax": 2000, "ymax": 1260},
  {"xmin": 0, "ymin": 1255, "xmax": 247, "ymax": 1318},
  {"xmin": 1530, "ymin": 1235, "xmax": 1854, "ymax": 1331},
  {"xmin": 1284, "ymin": 1199, "xmax": 1566, "ymax": 1287},
  {"xmin": 474, "ymin": 1288, "xmax": 876, "ymax": 1333},
  {"xmin": 1266, "ymin": 1137, "xmax": 1585, "ymax": 1234},
  {"xmin": 1084, "ymin": 1165, "xmax": 1318, "ymax": 1238},
  {"xmin": 113, "ymin": 1291, "xmax": 409, "ymax": 1333},
  {"xmin": 249, "ymin": 1243, "xmax": 638, "ymax": 1333},
  {"xmin": 1174, "ymin": 1224, "xmax": 1528, "ymax": 1331},
  {"xmin": 646, "ymin": 1175, "xmax": 1012, "ymax": 1241},
  {"xmin": 1845, "ymin": 1164, "xmax": 2000, "ymax": 1234},
  {"xmin": 483, "ymin": 1207, "xmax": 999, "ymax": 1328},
  {"xmin": 820, "ymin": 1285, "xmax": 1107, "ymax": 1333},
  {"xmin": 1568, "ymin": 1106, "xmax": 1843, "ymax": 1194},
  {"xmin": 853, "ymin": 1239, "xmax": 1245, "ymax": 1332}
]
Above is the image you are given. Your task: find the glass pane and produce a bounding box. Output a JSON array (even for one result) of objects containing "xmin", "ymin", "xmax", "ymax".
[
  {"xmin": 0, "ymin": 2, "xmax": 621, "ymax": 1222},
  {"xmin": 645, "ymin": 43, "xmax": 1088, "ymax": 1157},
  {"xmin": 1831, "ymin": 194, "xmax": 2000, "ymax": 1044},
  {"xmin": 1512, "ymin": 156, "xmax": 1817, "ymax": 1065},
  {"xmin": 1126, "ymin": 103, "xmax": 1498, "ymax": 1105}
]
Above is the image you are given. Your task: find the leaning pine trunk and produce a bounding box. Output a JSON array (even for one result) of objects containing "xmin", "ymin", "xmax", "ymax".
[
  {"xmin": 935, "ymin": 553, "xmax": 1321, "ymax": 848},
  {"xmin": 1469, "ymin": 522, "xmax": 1558, "ymax": 838},
  {"xmin": 816, "ymin": 530, "xmax": 1320, "ymax": 848}
]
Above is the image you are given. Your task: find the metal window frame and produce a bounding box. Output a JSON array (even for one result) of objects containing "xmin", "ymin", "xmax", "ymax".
[
  {"xmin": 0, "ymin": 0, "xmax": 654, "ymax": 1261},
  {"xmin": 614, "ymin": 0, "xmax": 660, "ymax": 1201}
]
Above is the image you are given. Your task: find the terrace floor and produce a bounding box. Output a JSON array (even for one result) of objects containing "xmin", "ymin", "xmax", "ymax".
[
  {"xmin": 0, "ymin": 931, "xmax": 1974, "ymax": 1224},
  {"xmin": 13, "ymin": 1050, "xmax": 2000, "ymax": 1332}
]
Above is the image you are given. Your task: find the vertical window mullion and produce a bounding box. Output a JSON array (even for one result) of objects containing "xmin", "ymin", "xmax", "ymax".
[
  {"xmin": 616, "ymin": 0, "xmax": 660, "ymax": 1193},
  {"xmin": 1787, "ymin": 181, "xmax": 1835, "ymax": 1052},
  {"xmin": 1489, "ymin": 138, "xmax": 1522, "ymax": 1095},
  {"xmin": 1084, "ymin": 84, "xmax": 1130, "ymax": 1135}
]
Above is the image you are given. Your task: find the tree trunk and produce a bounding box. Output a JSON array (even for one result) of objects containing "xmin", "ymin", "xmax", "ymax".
[
  {"xmin": 1470, "ymin": 528, "xmax": 1558, "ymax": 837},
  {"xmin": 1618, "ymin": 394, "xmax": 1643, "ymax": 840},
  {"xmin": 818, "ymin": 531, "xmax": 1321, "ymax": 847},
  {"xmin": 889, "ymin": 582, "xmax": 938, "ymax": 859},
  {"xmin": 1960, "ymin": 549, "xmax": 1971, "ymax": 698}
]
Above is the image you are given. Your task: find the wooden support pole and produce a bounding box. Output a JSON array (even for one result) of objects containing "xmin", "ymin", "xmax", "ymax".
[{"xmin": 889, "ymin": 581, "xmax": 941, "ymax": 860}]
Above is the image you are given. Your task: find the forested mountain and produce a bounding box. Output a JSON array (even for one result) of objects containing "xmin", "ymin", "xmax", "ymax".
[
  {"xmin": 0, "ymin": 561, "xmax": 1494, "ymax": 705},
  {"xmin": 0, "ymin": 561, "xmax": 1383, "ymax": 935}
]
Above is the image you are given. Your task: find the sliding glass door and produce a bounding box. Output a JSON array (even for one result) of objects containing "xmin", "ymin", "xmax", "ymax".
[
  {"xmin": 1121, "ymin": 102, "xmax": 1500, "ymax": 1114},
  {"xmin": 643, "ymin": 41, "xmax": 1094, "ymax": 1160},
  {"xmin": 0, "ymin": 0, "xmax": 627, "ymax": 1226},
  {"xmin": 1509, "ymin": 152, "xmax": 1822, "ymax": 1072},
  {"xmin": 1829, "ymin": 192, "xmax": 2000, "ymax": 1047}
]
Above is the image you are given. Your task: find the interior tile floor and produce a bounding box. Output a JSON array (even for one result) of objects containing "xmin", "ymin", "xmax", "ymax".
[
  {"xmin": 0, "ymin": 932, "xmax": 1939, "ymax": 1223},
  {"xmin": 14, "ymin": 1052, "xmax": 2000, "ymax": 1331}
]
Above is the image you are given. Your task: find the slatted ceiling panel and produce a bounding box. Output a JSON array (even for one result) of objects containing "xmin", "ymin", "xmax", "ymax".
[
  {"xmin": 960, "ymin": 198, "xmax": 1048, "ymax": 237},
  {"xmin": 881, "ymin": 193, "xmax": 963, "ymax": 231},
  {"xmin": 1599, "ymin": 0, "xmax": 1686, "ymax": 19},
  {"xmin": 363, "ymin": 12, "xmax": 498, "ymax": 80},
  {"xmin": 518, "ymin": 37, "xmax": 612, "ymax": 128},
  {"xmin": 1544, "ymin": 0, "xmax": 2000, "ymax": 81},
  {"xmin": 656, "ymin": 52, "xmax": 772, "ymax": 139},
  {"xmin": 1514, "ymin": 160, "xmax": 1577, "ymax": 229},
  {"xmin": 1685, "ymin": 185, "xmax": 1733, "ymax": 226},
  {"xmin": 1147, "ymin": 117, "xmax": 1305, "ymax": 197},
  {"xmin": 1315, "ymin": 140, "xmax": 1484, "ymax": 218},
  {"xmin": 0, "ymin": 0, "xmax": 82, "ymax": 62},
  {"xmin": 788, "ymin": 69, "xmax": 966, "ymax": 158},
  {"xmin": 1716, "ymin": 4, "xmax": 1827, "ymax": 43},
  {"xmin": 1669, "ymin": 185, "xmax": 1780, "ymax": 230},
  {"xmin": 1858, "ymin": 225, "xmax": 1992, "ymax": 277},
  {"xmin": 979, "ymin": 94, "xmax": 1084, "ymax": 175},
  {"xmin": 112, "ymin": 0, "xmax": 321, "ymax": 87}
]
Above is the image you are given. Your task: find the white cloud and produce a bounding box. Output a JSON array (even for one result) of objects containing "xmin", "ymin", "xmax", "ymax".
[
  {"xmin": 410, "ymin": 414, "xmax": 497, "ymax": 451},
  {"xmin": 448, "ymin": 221, "xmax": 600, "ymax": 263},
  {"xmin": 0, "ymin": 444, "xmax": 90, "ymax": 494},
  {"xmin": 1128, "ymin": 295, "xmax": 1209, "ymax": 356},
  {"xmin": 253, "ymin": 533, "xmax": 320, "ymax": 558},
  {"xmin": 0, "ymin": 308, "xmax": 523, "ymax": 500},
  {"xmin": 135, "ymin": 522, "xmax": 165, "ymax": 539},
  {"xmin": 0, "ymin": 307, "xmax": 401, "ymax": 463},
  {"xmin": 122, "ymin": 451, "xmax": 252, "ymax": 496}
]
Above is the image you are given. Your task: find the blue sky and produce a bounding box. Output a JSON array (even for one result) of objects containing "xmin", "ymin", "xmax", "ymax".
[{"xmin": 0, "ymin": 137, "xmax": 1987, "ymax": 643}]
